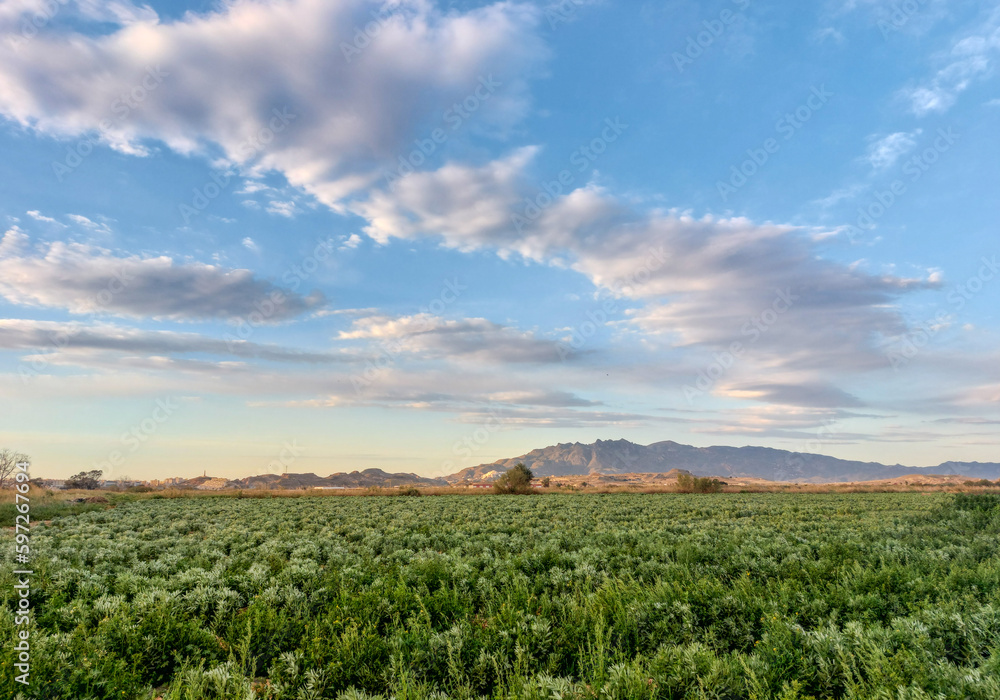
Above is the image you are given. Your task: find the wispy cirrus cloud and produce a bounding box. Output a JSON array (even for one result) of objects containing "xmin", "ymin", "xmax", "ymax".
[
  {"xmin": 901, "ymin": 8, "xmax": 1000, "ymax": 115},
  {"xmin": 865, "ymin": 130, "xmax": 921, "ymax": 170}
]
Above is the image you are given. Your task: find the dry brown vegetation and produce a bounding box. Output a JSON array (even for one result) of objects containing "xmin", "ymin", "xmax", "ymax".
[
  {"xmin": 45, "ymin": 479, "xmax": 1000, "ymax": 501},
  {"xmin": 10, "ymin": 473, "xmax": 1000, "ymax": 519}
]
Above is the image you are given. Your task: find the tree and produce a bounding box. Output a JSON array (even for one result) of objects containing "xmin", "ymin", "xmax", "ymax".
[
  {"xmin": 540, "ymin": 477, "xmax": 551, "ymax": 488},
  {"xmin": 492, "ymin": 463, "xmax": 535, "ymax": 494},
  {"xmin": 0, "ymin": 449, "xmax": 30, "ymax": 489},
  {"xmin": 66, "ymin": 469, "xmax": 103, "ymax": 490}
]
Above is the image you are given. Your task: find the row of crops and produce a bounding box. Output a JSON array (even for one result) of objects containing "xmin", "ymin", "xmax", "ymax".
[{"xmin": 3, "ymin": 492, "xmax": 1000, "ymax": 699}]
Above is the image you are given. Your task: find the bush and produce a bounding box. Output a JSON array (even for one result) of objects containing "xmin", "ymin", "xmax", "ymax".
[
  {"xmin": 492, "ymin": 463, "xmax": 535, "ymax": 494},
  {"xmin": 676, "ymin": 473, "xmax": 724, "ymax": 494},
  {"xmin": 397, "ymin": 487, "xmax": 421, "ymax": 497}
]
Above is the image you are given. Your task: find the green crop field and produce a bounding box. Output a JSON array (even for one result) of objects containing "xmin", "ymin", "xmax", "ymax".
[{"xmin": 3, "ymin": 492, "xmax": 1000, "ymax": 700}]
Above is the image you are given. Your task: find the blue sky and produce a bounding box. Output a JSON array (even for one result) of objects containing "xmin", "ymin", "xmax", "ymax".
[{"xmin": 1, "ymin": 0, "xmax": 998, "ymax": 480}]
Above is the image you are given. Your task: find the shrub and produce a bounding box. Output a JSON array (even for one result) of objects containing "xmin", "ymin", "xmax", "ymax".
[
  {"xmin": 398, "ymin": 487, "xmax": 421, "ymax": 497},
  {"xmin": 676, "ymin": 473, "xmax": 724, "ymax": 494},
  {"xmin": 492, "ymin": 463, "xmax": 535, "ymax": 494}
]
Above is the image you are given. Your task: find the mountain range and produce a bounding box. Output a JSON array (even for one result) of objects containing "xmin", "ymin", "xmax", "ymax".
[
  {"xmin": 176, "ymin": 439, "xmax": 1000, "ymax": 489},
  {"xmin": 445, "ymin": 439, "xmax": 1000, "ymax": 484}
]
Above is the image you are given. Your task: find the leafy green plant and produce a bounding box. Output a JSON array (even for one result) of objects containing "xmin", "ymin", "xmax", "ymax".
[{"xmin": 6, "ymin": 491, "xmax": 1000, "ymax": 699}]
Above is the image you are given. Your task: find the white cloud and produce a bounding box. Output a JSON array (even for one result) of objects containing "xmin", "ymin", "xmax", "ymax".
[
  {"xmin": 0, "ymin": 318, "xmax": 342, "ymax": 364},
  {"xmin": 352, "ymin": 146, "xmax": 539, "ymax": 250},
  {"xmin": 67, "ymin": 213, "xmax": 112, "ymax": 235},
  {"xmin": 812, "ymin": 183, "xmax": 867, "ymax": 209},
  {"xmin": 266, "ymin": 200, "xmax": 297, "ymax": 218},
  {"xmin": 865, "ymin": 130, "xmax": 921, "ymax": 170},
  {"xmin": 0, "ymin": 0, "xmax": 546, "ymax": 205},
  {"xmin": 0, "ymin": 230, "xmax": 324, "ymax": 320},
  {"xmin": 339, "ymin": 313, "xmax": 566, "ymax": 364},
  {"xmin": 0, "ymin": 0, "xmax": 155, "ymax": 34},
  {"xmin": 25, "ymin": 210, "xmax": 63, "ymax": 225},
  {"xmin": 902, "ymin": 9, "xmax": 1000, "ymax": 115},
  {"xmin": 339, "ymin": 233, "xmax": 363, "ymax": 249},
  {"xmin": 351, "ymin": 152, "xmax": 938, "ymax": 390}
]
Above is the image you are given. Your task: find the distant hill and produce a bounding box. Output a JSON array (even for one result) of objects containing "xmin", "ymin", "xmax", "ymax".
[
  {"xmin": 446, "ymin": 438, "xmax": 1000, "ymax": 484},
  {"xmin": 181, "ymin": 469, "xmax": 448, "ymax": 490}
]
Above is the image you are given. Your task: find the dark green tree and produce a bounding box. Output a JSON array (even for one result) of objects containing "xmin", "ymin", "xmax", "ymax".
[
  {"xmin": 66, "ymin": 469, "xmax": 103, "ymax": 490},
  {"xmin": 492, "ymin": 463, "xmax": 535, "ymax": 494}
]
